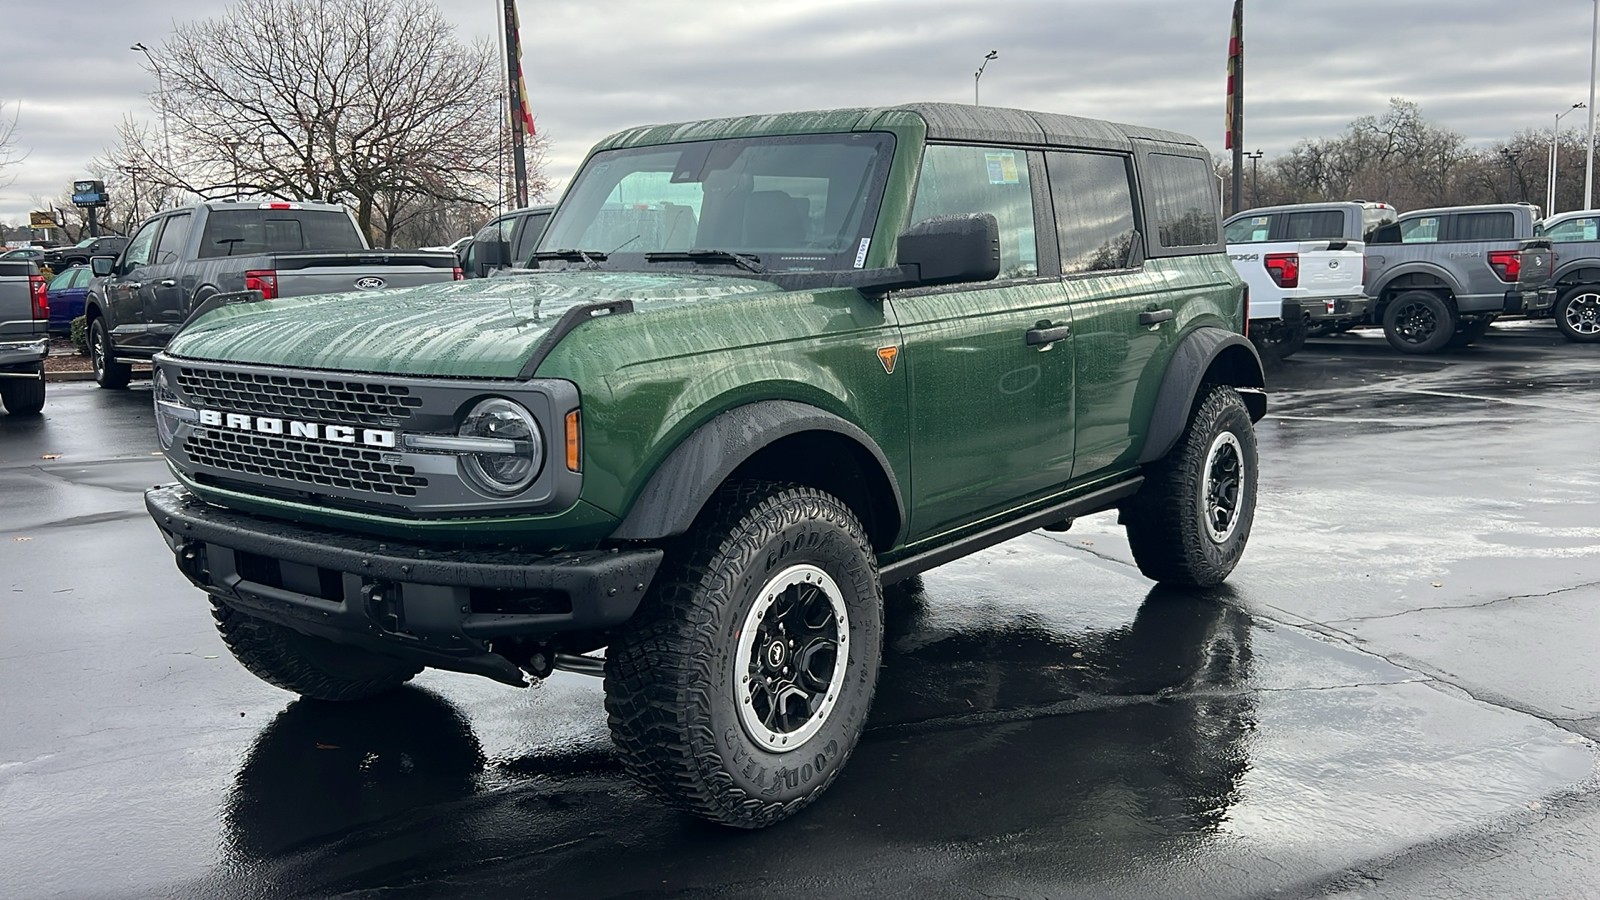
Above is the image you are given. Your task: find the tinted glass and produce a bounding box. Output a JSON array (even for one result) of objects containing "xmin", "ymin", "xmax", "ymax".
[
  {"xmin": 154, "ymin": 212, "xmax": 192, "ymax": 264},
  {"xmin": 1452, "ymin": 212, "xmax": 1514, "ymax": 241},
  {"xmin": 512, "ymin": 211, "xmax": 549, "ymax": 264},
  {"xmin": 1045, "ymin": 151, "xmax": 1138, "ymax": 273},
  {"xmin": 541, "ymin": 133, "xmax": 895, "ymax": 272},
  {"xmin": 1224, "ymin": 215, "xmax": 1272, "ymax": 243},
  {"xmin": 1146, "ymin": 154, "xmax": 1220, "ymax": 248},
  {"xmin": 198, "ymin": 209, "xmax": 364, "ymax": 258},
  {"xmin": 48, "ymin": 269, "xmax": 78, "ymax": 290},
  {"xmin": 1542, "ymin": 217, "xmax": 1600, "ymax": 241},
  {"xmin": 1399, "ymin": 216, "xmax": 1440, "ymax": 243},
  {"xmin": 912, "ymin": 144, "xmax": 1038, "ymax": 279},
  {"xmin": 1280, "ymin": 210, "xmax": 1345, "ymax": 240},
  {"xmin": 122, "ymin": 219, "xmax": 162, "ymax": 268}
]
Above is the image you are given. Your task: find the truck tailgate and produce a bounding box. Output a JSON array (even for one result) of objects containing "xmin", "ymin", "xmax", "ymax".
[
  {"xmin": 1296, "ymin": 244, "xmax": 1365, "ymax": 297},
  {"xmin": 1515, "ymin": 240, "xmax": 1553, "ymax": 290},
  {"xmin": 271, "ymin": 252, "xmax": 459, "ymax": 297}
]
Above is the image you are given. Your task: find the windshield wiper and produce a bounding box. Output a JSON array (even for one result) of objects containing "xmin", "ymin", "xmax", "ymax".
[
  {"xmin": 644, "ymin": 249, "xmax": 765, "ymax": 273},
  {"xmin": 532, "ymin": 248, "xmax": 608, "ymax": 266}
]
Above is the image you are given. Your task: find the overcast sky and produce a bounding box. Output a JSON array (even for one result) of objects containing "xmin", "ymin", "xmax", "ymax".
[{"xmin": 2, "ymin": 0, "xmax": 1596, "ymax": 226}]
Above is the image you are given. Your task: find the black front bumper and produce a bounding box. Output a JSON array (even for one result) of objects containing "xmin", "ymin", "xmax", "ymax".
[{"xmin": 147, "ymin": 484, "xmax": 662, "ymax": 685}]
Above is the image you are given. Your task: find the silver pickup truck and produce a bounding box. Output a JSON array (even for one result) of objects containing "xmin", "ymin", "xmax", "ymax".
[
  {"xmin": 1363, "ymin": 203, "xmax": 1555, "ymax": 353},
  {"xmin": 85, "ymin": 201, "xmax": 460, "ymax": 389},
  {"xmin": 0, "ymin": 259, "xmax": 48, "ymax": 415}
]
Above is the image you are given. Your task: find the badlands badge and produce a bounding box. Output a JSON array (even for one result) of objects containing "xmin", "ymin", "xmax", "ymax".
[{"xmin": 876, "ymin": 346, "xmax": 899, "ymax": 375}]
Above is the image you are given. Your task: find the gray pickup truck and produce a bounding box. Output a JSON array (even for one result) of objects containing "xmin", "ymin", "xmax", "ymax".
[
  {"xmin": 85, "ymin": 201, "xmax": 461, "ymax": 389},
  {"xmin": 1533, "ymin": 210, "xmax": 1600, "ymax": 342},
  {"xmin": 1363, "ymin": 203, "xmax": 1554, "ymax": 353},
  {"xmin": 0, "ymin": 259, "xmax": 48, "ymax": 415}
]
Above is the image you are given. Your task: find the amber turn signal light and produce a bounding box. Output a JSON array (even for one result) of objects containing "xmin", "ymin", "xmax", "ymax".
[{"xmin": 565, "ymin": 410, "xmax": 581, "ymax": 472}]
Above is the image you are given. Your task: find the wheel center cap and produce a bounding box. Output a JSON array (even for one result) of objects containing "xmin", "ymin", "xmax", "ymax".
[{"xmin": 766, "ymin": 640, "xmax": 786, "ymax": 669}]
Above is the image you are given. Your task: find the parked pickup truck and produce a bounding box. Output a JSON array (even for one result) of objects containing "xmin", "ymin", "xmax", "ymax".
[
  {"xmin": 0, "ymin": 259, "xmax": 49, "ymax": 415},
  {"xmin": 85, "ymin": 201, "xmax": 462, "ymax": 389},
  {"xmin": 460, "ymin": 204, "xmax": 555, "ymax": 277},
  {"xmin": 1223, "ymin": 201, "xmax": 1394, "ymax": 359},
  {"xmin": 1534, "ymin": 210, "xmax": 1600, "ymax": 342},
  {"xmin": 1363, "ymin": 203, "xmax": 1554, "ymax": 353}
]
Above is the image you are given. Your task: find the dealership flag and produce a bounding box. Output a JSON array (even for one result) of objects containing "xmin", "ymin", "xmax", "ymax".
[
  {"xmin": 1225, "ymin": 0, "xmax": 1243, "ymax": 151},
  {"xmin": 508, "ymin": 1, "xmax": 537, "ymax": 138}
]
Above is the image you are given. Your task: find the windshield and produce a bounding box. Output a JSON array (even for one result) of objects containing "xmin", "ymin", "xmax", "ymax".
[
  {"xmin": 75, "ymin": 237, "xmax": 98, "ymax": 248},
  {"xmin": 538, "ymin": 132, "xmax": 896, "ymax": 273}
]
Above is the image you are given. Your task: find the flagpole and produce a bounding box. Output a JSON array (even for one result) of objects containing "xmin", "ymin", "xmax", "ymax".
[
  {"xmin": 503, "ymin": 0, "xmax": 529, "ymax": 208},
  {"xmin": 1228, "ymin": 0, "xmax": 1245, "ymax": 214}
]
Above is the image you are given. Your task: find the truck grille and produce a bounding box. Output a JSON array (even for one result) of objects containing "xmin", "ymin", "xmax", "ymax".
[
  {"xmin": 176, "ymin": 366, "xmax": 423, "ymax": 427},
  {"xmin": 184, "ymin": 429, "xmax": 429, "ymax": 496}
]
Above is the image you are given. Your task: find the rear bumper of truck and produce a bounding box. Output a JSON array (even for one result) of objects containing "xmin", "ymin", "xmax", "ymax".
[
  {"xmin": 1303, "ymin": 295, "xmax": 1373, "ymax": 322},
  {"xmin": 146, "ymin": 483, "xmax": 662, "ymax": 685},
  {"xmin": 0, "ymin": 337, "xmax": 47, "ymax": 378},
  {"xmin": 1503, "ymin": 288, "xmax": 1557, "ymax": 313}
]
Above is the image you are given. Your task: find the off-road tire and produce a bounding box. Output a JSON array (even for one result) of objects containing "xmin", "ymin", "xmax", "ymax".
[
  {"xmin": 1124, "ymin": 386, "xmax": 1258, "ymax": 587},
  {"xmin": 1555, "ymin": 285, "xmax": 1600, "ymax": 343},
  {"xmin": 211, "ymin": 599, "xmax": 421, "ymax": 701},
  {"xmin": 0, "ymin": 366, "xmax": 45, "ymax": 415},
  {"xmin": 604, "ymin": 481, "xmax": 883, "ymax": 828},
  {"xmin": 89, "ymin": 317, "xmax": 132, "ymax": 390},
  {"xmin": 1382, "ymin": 290, "xmax": 1457, "ymax": 354}
]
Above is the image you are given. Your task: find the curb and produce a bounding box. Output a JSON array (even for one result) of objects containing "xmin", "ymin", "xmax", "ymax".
[{"xmin": 46, "ymin": 370, "xmax": 98, "ymax": 383}]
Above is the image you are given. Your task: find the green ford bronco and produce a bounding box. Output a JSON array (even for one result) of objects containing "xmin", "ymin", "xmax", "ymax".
[{"xmin": 147, "ymin": 103, "xmax": 1265, "ymax": 828}]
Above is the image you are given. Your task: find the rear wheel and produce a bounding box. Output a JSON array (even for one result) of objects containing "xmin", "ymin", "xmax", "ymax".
[
  {"xmin": 1124, "ymin": 386, "xmax": 1258, "ymax": 587},
  {"xmin": 604, "ymin": 481, "xmax": 882, "ymax": 828},
  {"xmin": 212, "ymin": 599, "xmax": 421, "ymax": 701},
  {"xmin": 89, "ymin": 317, "xmax": 132, "ymax": 390},
  {"xmin": 1382, "ymin": 291, "xmax": 1457, "ymax": 354},
  {"xmin": 0, "ymin": 366, "xmax": 45, "ymax": 415},
  {"xmin": 1555, "ymin": 285, "xmax": 1600, "ymax": 342}
]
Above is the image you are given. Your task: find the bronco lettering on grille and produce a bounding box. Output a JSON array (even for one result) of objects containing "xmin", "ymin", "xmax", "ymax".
[{"xmin": 197, "ymin": 409, "xmax": 397, "ymax": 449}]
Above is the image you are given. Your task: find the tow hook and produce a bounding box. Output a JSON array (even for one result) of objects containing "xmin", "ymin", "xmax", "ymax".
[{"xmin": 176, "ymin": 542, "xmax": 209, "ymax": 584}]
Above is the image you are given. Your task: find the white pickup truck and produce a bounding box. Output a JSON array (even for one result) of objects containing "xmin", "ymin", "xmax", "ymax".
[{"xmin": 1223, "ymin": 201, "xmax": 1396, "ymax": 359}]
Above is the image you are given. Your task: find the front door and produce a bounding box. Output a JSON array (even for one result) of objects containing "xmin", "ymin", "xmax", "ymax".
[{"xmin": 105, "ymin": 217, "xmax": 162, "ymax": 341}]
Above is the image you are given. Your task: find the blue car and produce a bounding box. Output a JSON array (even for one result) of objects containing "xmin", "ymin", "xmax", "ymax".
[{"xmin": 45, "ymin": 266, "xmax": 94, "ymax": 334}]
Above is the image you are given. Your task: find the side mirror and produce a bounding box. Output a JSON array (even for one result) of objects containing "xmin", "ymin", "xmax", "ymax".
[
  {"xmin": 472, "ymin": 238, "xmax": 508, "ymax": 278},
  {"xmin": 90, "ymin": 255, "xmax": 115, "ymax": 277},
  {"xmin": 896, "ymin": 213, "xmax": 1001, "ymax": 287}
]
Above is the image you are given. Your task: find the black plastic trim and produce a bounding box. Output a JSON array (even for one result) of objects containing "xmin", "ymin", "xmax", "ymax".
[
  {"xmin": 517, "ymin": 299, "xmax": 634, "ymax": 379},
  {"xmin": 1139, "ymin": 327, "xmax": 1265, "ymax": 466}
]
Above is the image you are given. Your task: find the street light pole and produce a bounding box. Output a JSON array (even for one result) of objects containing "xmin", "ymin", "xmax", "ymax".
[
  {"xmin": 974, "ymin": 50, "xmax": 998, "ymax": 106},
  {"xmin": 130, "ymin": 43, "xmax": 174, "ymax": 176},
  {"xmin": 1587, "ymin": 0, "xmax": 1598, "ymax": 209},
  {"xmin": 1550, "ymin": 102, "xmax": 1585, "ymax": 216},
  {"xmin": 1244, "ymin": 149, "xmax": 1264, "ymax": 207}
]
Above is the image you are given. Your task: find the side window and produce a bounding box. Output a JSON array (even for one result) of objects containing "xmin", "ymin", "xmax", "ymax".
[
  {"xmin": 153, "ymin": 212, "xmax": 192, "ymax": 264},
  {"xmin": 1144, "ymin": 153, "xmax": 1220, "ymax": 249},
  {"xmin": 910, "ymin": 144, "xmax": 1037, "ymax": 279},
  {"xmin": 1045, "ymin": 151, "xmax": 1138, "ymax": 273},
  {"xmin": 1451, "ymin": 212, "xmax": 1514, "ymax": 241},
  {"xmin": 121, "ymin": 219, "xmax": 162, "ymax": 271},
  {"xmin": 1224, "ymin": 215, "xmax": 1272, "ymax": 243},
  {"xmin": 1279, "ymin": 210, "xmax": 1345, "ymax": 240},
  {"xmin": 69, "ymin": 267, "xmax": 92, "ymax": 289},
  {"xmin": 48, "ymin": 269, "xmax": 77, "ymax": 291},
  {"xmin": 1399, "ymin": 217, "xmax": 1440, "ymax": 243},
  {"xmin": 511, "ymin": 212, "xmax": 549, "ymax": 264},
  {"xmin": 1543, "ymin": 217, "xmax": 1600, "ymax": 242}
]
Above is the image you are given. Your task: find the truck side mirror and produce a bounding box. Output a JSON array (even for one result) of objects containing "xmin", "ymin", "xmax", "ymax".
[
  {"xmin": 470, "ymin": 237, "xmax": 507, "ymax": 279},
  {"xmin": 90, "ymin": 255, "xmax": 115, "ymax": 278},
  {"xmin": 897, "ymin": 213, "xmax": 1001, "ymax": 287}
]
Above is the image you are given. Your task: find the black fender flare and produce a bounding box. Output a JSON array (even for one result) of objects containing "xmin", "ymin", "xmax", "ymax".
[
  {"xmin": 1372, "ymin": 263, "xmax": 1461, "ymax": 303},
  {"xmin": 1138, "ymin": 327, "xmax": 1266, "ymax": 466},
  {"xmin": 610, "ymin": 399, "xmax": 907, "ymax": 544}
]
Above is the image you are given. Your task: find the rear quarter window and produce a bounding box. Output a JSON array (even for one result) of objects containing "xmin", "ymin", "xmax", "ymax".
[
  {"xmin": 1451, "ymin": 212, "xmax": 1514, "ymax": 241},
  {"xmin": 1279, "ymin": 210, "xmax": 1345, "ymax": 241},
  {"xmin": 1144, "ymin": 153, "xmax": 1220, "ymax": 253}
]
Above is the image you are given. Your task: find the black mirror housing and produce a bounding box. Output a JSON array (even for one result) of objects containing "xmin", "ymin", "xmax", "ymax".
[
  {"xmin": 473, "ymin": 239, "xmax": 507, "ymax": 278},
  {"xmin": 896, "ymin": 213, "xmax": 1001, "ymax": 287},
  {"xmin": 90, "ymin": 255, "xmax": 115, "ymax": 277}
]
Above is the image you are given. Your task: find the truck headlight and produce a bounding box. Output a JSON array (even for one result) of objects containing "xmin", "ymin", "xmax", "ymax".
[
  {"xmin": 153, "ymin": 367, "xmax": 197, "ymax": 449},
  {"xmin": 456, "ymin": 397, "xmax": 542, "ymax": 496}
]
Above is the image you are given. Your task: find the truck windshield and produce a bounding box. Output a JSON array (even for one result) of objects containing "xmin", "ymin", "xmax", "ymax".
[
  {"xmin": 198, "ymin": 209, "xmax": 366, "ymax": 258},
  {"xmin": 538, "ymin": 132, "xmax": 896, "ymax": 273}
]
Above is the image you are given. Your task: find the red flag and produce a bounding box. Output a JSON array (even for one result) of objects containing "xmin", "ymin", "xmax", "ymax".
[
  {"xmin": 509, "ymin": 2, "xmax": 537, "ymax": 137},
  {"xmin": 1225, "ymin": 0, "xmax": 1242, "ymax": 150}
]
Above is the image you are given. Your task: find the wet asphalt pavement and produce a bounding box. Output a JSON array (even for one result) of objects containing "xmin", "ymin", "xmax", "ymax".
[{"xmin": 2, "ymin": 322, "xmax": 1598, "ymax": 899}]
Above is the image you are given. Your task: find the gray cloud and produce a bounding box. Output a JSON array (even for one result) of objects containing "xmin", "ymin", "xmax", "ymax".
[{"xmin": 3, "ymin": 0, "xmax": 1597, "ymax": 225}]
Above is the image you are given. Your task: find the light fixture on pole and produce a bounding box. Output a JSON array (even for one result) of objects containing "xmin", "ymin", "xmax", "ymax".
[
  {"xmin": 1244, "ymin": 149, "xmax": 1264, "ymax": 207},
  {"xmin": 130, "ymin": 42, "xmax": 174, "ymax": 175},
  {"xmin": 1549, "ymin": 102, "xmax": 1585, "ymax": 216},
  {"xmin": 974, "ymin": 50, "xmax": 998, "ymax": 106}
]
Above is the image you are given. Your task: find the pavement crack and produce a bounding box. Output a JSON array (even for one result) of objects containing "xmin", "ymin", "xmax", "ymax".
[{"xmin": 1324, "ymin": 579, "xmax": 1600, "ymax": 626}]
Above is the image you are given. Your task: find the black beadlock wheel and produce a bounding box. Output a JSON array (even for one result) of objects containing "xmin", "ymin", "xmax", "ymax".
[
  {"xmin": 211, "ymin": 599, "xmax": 421, "ymax": 701},
  {"xmin": 1382, "ymin": 290, "xmax": 1457, "ymax": 354},
  {"xmin": 1555, "ymin": 285, "xmax": 1600, "ymax": 343},
  {"xmin": 1124, "ymin": 386, "xmax": 1259, "ymax": 587},
  {"xmin": 0, "ymin": 366, "xmax": 45, "ymax": 415},
  {"xmin": 89, "ymin": 317, "xmax": 132, "ymax": 390},
  {"xmin": 604, "ymin": 481, "xmax": 883, "ymax": 828}
]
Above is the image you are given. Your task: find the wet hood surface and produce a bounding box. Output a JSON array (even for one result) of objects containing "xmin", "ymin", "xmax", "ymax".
[{"xmin": 163, "ymin": 271, "xmax": 781, "ymax": 379}]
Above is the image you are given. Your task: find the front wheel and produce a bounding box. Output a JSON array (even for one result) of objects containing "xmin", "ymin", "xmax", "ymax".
[
  {"xmin": 1123, "ymin": 386, "xmax": 1259, "ymax": 587},
  {"xmin": 604, "ymin": 481, "xmax": 883, "ymax": 828},
  {"xmin": 1555, "ymin": 285, "xmax": 1600, "ymax": 342},
  {"xmin": 1382, "ymin": 291, "xmax": 1457, "ymax": 354},
  {"xmin": 0, "ymin": 366, "xmax": 45, "ymax": 415},
  {"xmin": 89, "ymin": 317, "xmax": 132, "ymax": 390}
]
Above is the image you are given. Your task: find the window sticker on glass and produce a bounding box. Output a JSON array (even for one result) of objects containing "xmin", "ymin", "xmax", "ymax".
[
  {"xmin": 854, "ymin": 237, "xmax": 871, "ymax": 268},
  {"xmin": 985, "ymin": 152, "xmax": 1021, "ymax": 185}
]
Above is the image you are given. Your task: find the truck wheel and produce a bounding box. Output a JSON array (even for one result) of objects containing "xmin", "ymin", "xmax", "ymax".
[
  {"xmin": 1382, "ymin": 291, "xmax": 1456, "ymax": 354},
  {"xmin": 1555, "ymin": 285, "xmax": 1600, "ymax": 342},
  {"xmin": 604, "ymin": 481, "xmax": 883, "ymax": 828},
  {"xmin": 0, "ymin": 366, "xmax": 45, "ymax": 415},
  {"xmin": 1124, "ymin": 386, "xmax": 1258, "ymax": 588},
  {"xmin": 89, "ymin": 317, "xmax": 132, "ymax": 390},
  {"xmin": 211, "ymin": 599, "xmax": 421, "ymax": 701}
]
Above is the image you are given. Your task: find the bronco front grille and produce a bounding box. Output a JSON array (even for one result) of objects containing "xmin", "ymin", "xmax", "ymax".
[
  {"xmin": 184, "ymin": 429, "xmax": 429, "ymax": 496},
  {"xmin": 176, "ymin": 366, "xmax": 423, "ymax": 427}
]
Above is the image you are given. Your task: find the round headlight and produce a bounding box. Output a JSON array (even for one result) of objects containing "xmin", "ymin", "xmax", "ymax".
[
  {"xmin": 154, "ymin": 367, "xmax": 181, "ymax": 449},
  {"xmin": 458, "ymin": 398, "xmax": 542, "ymax": 496}
]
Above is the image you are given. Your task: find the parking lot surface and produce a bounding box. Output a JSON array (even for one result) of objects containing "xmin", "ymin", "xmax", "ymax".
[{"xmin": 2, "ymin": 323, "xmax": 1598, "ymax": 899}]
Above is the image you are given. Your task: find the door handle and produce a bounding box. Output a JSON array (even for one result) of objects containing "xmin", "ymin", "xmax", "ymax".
[
  {"xmin": 126, "ymin": 282, "xmax": 143, "ymax": 291},
  {"xmin": 1025, "ymin": 324, "xmax": 1072, "ymax": 346},
  {"xmin": 1138, "ymin": 308, "xmax": 1175, "ymax": 326},
  {"xmin": 158, "ymin": 279, "xmax": 177, "ymax": 288}
]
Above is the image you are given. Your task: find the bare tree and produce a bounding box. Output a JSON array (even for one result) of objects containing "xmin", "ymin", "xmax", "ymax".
[
  {"xmin": 0, "ymin": 100, "xmax": 26, "ymax": 190},
  {"xmin": 117, "ymin": 0, "xmax": 519, "ymax": 241}
]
